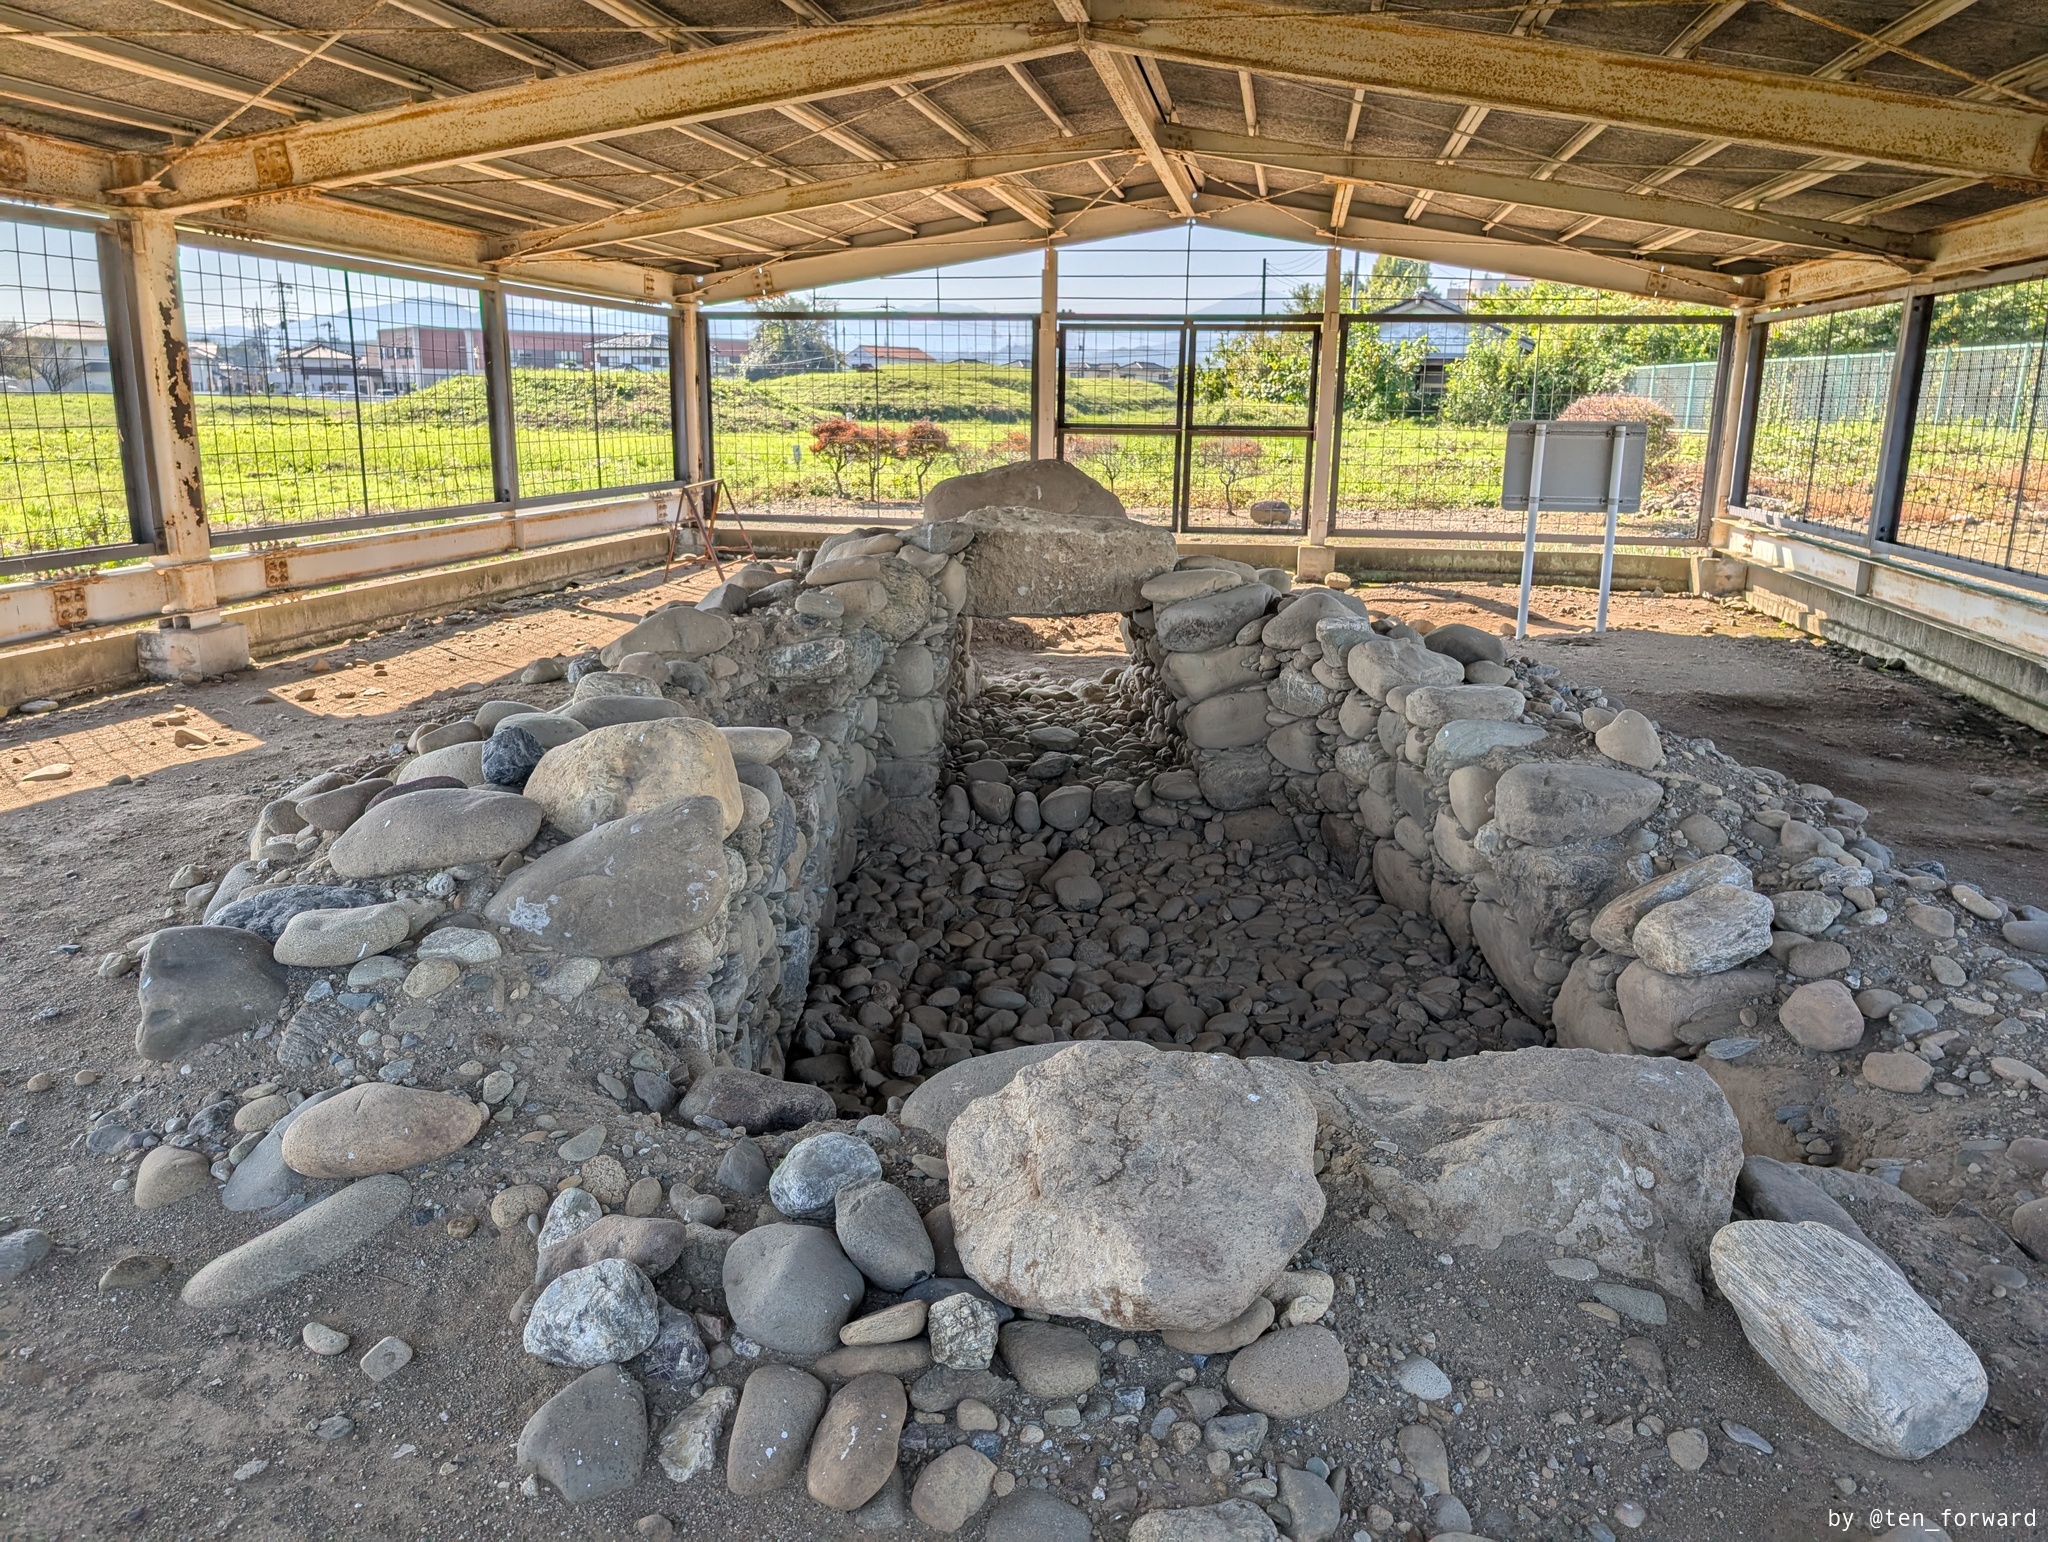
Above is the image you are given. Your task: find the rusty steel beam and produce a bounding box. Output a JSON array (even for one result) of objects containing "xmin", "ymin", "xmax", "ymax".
[
  {"xmin": 130, "ymin": 0, "xmax": 1069, "ymax": 211},
  {"xmin": 1223, "ymin": 195, "xmax": 1752, "ymax": 305},
  {"xmin": 0, "ymin": 124, "xmax": 119, "ymax": 203},
  {"xmin": 1086, "ymin": 0, "xmax": 2048, "ymax": 182},
  {"xmin": 1159, "ymin": 127, "xmax": 1927, "ymax": 259},
  {"xmin": 179, "ymin": 194, "xmax": 677, "ymax": 303},
  {"xmin": 1052, "ymin": 0, "xmax": 1195, "ymax": 216},
  {"xmin": 1763, "ymin": 196, "xmax": 2048, "ymax": 309},
  {"xmin": 502, "ymin": 135, "xmax": 1127, "ymax": 258}
]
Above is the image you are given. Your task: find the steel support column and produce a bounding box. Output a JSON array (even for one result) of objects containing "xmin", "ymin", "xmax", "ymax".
[
  {"xmin": 1306, "ymin": 245, "xmax": 1342, "ymax": 545},
  {"xmin": 119, "ymin": 213, "xmax": 215, "ymax": 617},
  {"xmin": 97, "ymin": 223, "xmax": 160, "ymax": 549},
  {"xmin": 1699, "ymin": 311, "xmax": 1743, "ymax": 535},
  {"xmin": 1728, "ymin": 318, "xmax": 1769, "ymax": 509},
  {"xmin": 1033, "ymin": 245, "xmax": 1058, "ymax": 459},
  {"xmin": 678, "ymin": 300, "xmax": 710, "ymax": 484},
  {"xmin": 1870, "ymin": 292, "xmax": 1935, "ymax": 545},
  {"xmin": 480, "ymin": 283, "xmax": 519, "ymax": 505}
]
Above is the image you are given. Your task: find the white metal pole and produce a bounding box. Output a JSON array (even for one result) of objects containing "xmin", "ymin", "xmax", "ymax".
[
  {"xmin": 1033, "ymin": 245, "xmax": 1058, "ymax": 460},
  {"xmin": 1305, "ymin": 244, "xmax": 1343, "ymax": 547},
  {"xmin": 1515, "ymin": 422, "xmax": 1547, "ymax": 640},
  {"xmin": 1595, "ymin": 423, "xmax": 1624, "ymax": 634}
]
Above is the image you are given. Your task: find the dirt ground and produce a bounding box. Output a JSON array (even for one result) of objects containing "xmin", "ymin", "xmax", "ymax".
[{"xmin": 0, "ymin": 564, "xmax": 2043, "ymax": 1541}]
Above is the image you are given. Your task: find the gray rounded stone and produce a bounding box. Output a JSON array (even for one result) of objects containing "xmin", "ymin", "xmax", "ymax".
[
  {"xmin": 721, "ymin": 1222, "xmax": 864, "ymax": 1356},
  {"xmin": 1154, "ymin": 582, "xmax": 1274, "ymax": 653},
  {"xmin": 516, "ymin": 1363, "xmax": 647, "ymax": 1505},
  {"xmin": 1225, "ymin": 1325, "xmax": 1350, "ymax": 1417},
  {"xmin": 985, "ymin": 1489, "xmax": 1093, "ymax": 1542},
  {"xmin": 769, "ymin": 1131, "xmax": 883, "ymax": 1219},
  {"xmin": 727, "ymin": 1364, "xmax": 828, "ymax": 1495},
  {"xmin": 482, "ymin": 726, "xmax": 546, "ymax": 788},
  {"xmin": 1127, "ymin": 1499, "xmax": 1279, "ymax": 1542},
  {"xmin": 1632, "ymin": 885, "xmax": 1776, "ymax": 977},
  {"xmin": 329, "ymin": 788, "xmax": 544, "ymax": 879},
  {"xmin": 716, "ymin": 1135, "xmax": 772, "ymax": 1193},
  {"xmin": 680, "ymin": 1068, "xmax": 834, "ymax": 1133},
  {"xmin": 210, "ymin": 884, "xmax": 380, "ymax": 941},
  {"xmin": 833, "ymin": 1179, "xmax": 935, "ymax": 1290},
  {"xmin": 807, "ymin": 1372, "xmax": 906, "ymax": 1512},
  {"xmin": 928, "ymin": 1291, "xmax": 1001, "ymax": 1371},
  {"xmin": 522, "ymin": 1257, "xmax": 662, "ymax": 1368},
  {"xmin": 1711, "ymin": 1220, "xmax": 1986, "ymax": 1459},
  {"xmin": 1491, "ymin": 761, "xmax": 1663, "ymax": 846},
  {"xmin": 136, "ymin": 925, "xmax": 289, "ymax": 1061},
  {"xmin": 181, "ymin": 1175, "xmax": 411, "ymax": 1308},
  {"xmin": 996, "ymin": 1320, "xmax": 1099, "ymax": 1398}
]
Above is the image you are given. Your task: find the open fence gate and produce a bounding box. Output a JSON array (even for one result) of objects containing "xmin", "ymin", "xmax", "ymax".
[{"xmin": 1055, "ymin": 318, "xmax": 1321, "ymax": 536}]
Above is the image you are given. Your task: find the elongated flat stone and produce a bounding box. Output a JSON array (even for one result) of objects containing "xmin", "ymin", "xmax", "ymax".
[{"xmin": 181, "ymin": 1175, "xmax": 411, "ymax": 1308}]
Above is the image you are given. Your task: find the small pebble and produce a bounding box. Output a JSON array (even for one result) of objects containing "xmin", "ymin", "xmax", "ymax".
[{"xmin": 303, "ymin": 1322, "xmax": 351, "ymax": 1356}]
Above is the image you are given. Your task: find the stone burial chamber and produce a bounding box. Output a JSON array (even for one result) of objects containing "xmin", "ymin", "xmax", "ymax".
[{"xmin": 63, "ymin": 458, "xmax": 2048, "ymax": 1537}]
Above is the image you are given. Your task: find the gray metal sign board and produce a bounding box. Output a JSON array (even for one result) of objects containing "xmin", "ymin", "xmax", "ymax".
[{"xmin": 1501, "ymin": 420, "xmax": 1648, "ymax": 512}]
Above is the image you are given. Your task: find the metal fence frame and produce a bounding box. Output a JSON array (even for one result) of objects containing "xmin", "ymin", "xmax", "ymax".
[
  {"xmin": 1053, "ymin": 315, "xmax": 1321, "ymax": 536},
  {"xmin": 0, "ymin": 216, "xmax": 686, "ymax": 575},
  {"xmin": 700, "ymin": 309, "xmax": 1040, "ymax": 522},
  {"xmin": 1325, "ymin": 309, "xmax": 1730, "ymax": 546},
  {"xmin": 1735, "ymin": 280, "xmax": 2048, "ymax": 594}
]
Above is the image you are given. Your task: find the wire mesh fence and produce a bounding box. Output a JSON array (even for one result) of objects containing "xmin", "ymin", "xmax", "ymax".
[
  {"xmin": 1328, "ymin": 313, "xmax": 1722, "ymax": 542},
  {"xmin": 1741, "ymin": 302, "xmax": 1900, "ymax": 538},
  {"xmin": 506, "ymin": 292, "xmax": 673, "ymax": 499},
  {"xmin": 1890, "ymin": 283, "xmax": 2048, "ymax": 579},
  {"xmin": 705, "ymin": 312, "xmax": 1033, "ymax": 519},
  {"xmin": 0, "ymin": 216, "xmax": 133, "ymax": 561},
  {"xmin": 180, "ymin": 243, "xmax": 498, "ymax": 535}
]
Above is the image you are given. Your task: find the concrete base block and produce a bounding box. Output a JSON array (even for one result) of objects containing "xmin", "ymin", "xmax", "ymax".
[
  {"xmin": 137, "ymin": 620, "xmax": 250, "ymax": 683},
  {"xmin": 1295, "ymin": 543, "xmax": 1336, "ymax": 581}
]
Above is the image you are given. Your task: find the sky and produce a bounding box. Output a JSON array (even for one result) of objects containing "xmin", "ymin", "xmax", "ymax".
[
  {"xmin": 0, "ymin": 204, "xmax": 1516, "ymax": 336},
  {"xmin": 725, "ymin": 224, "xmax": 1517, "ymax": 316}
]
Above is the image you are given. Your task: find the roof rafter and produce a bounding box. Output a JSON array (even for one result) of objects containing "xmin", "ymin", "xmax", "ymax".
[
  {"xmin": 502, "ymin": 134, "xmax": 1128, "ymax": 259},
  {"xmin": 1158, "ymin": 126, "xmax": 1926, "ymax": 260},
  {"xmin": 1086, "ymin": 0, "xmax": 2048, "ymax": 181}
]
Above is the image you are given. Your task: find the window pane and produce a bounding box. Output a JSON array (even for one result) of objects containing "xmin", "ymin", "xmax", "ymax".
[
  {"xmin": 180, "ymin": 244, "xmax": 493, "ymax": 531},
  {"xmin": 0, "ymin": 217, "xmax": 129, "ymax": 559},
  {"xmin": 508, "ymin": 294, "xmax": 671, "ymax": 497}
]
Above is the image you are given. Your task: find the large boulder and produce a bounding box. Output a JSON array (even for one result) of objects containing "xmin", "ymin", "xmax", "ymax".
[
  {"xmin": 948, "ymin": 1043, "xmax": 1325, "ymax": 1332},
  {"xmin": 1616, "ymin": 961, "xmax": 1777, "ymax": 1052},
  {"xmin": 328, "ymin": 788, "xmax": 543, "ymax": 879},
  {"xmin": 1154, "ymin": 582, "xmax": 1275, "ymax": 653},
  {"xmin": 524, "ymin": 718, "xmax": 742, "ymax": 838},
  {"xmin": 279, "ymin": 1084, "xmax": 485, "ymax": 1177},
  {"xmin": 485, "ymin": 795, "xmax": 731, "ymax": 957},
  {"xmin": 597, "ymin": 605, "xmax": 733, "ymax": 667},
  {"xmin": 136, "ymin": 926, "xmax": 288, "ymax": 1062},
  {"xmin": 1301, "ymin": 1049, "xmax": 1741, "ymax": 1305},
  {"xmin": 956, "ymin": 507, "xmax": 1175, "ymax": 618},
  {"xmin": 923, "ymin": 458, "xmax": 1126, "ymax": 523},
  {"xmin": 1490, "ymin": 761, "xmax": 1662, "ymax": 846},
  {"xmin": 900, "ymin": 1043, "xmax": 1067, "ymax": 1147},
  {"xmin": 1710, "ymin": 1220, "xmax": 1986, "ymax": 1459}
]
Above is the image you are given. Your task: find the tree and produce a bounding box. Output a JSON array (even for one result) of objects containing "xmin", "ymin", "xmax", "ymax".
[
  {"xmin": 1196, "ymin": 438, "xmax": 1266, "ymax": 516},
  {"xmin": 1066, "ymin": 435, "xmax": 1143, "ymax": 498},
  {"xmin": 23, "ymin": 330, "xmax": 89, "ymax": 393},
  {"xmin": 744, "ymin": 298, "xmax": 842, "ymax": 379},
  {"xmin": 1558, "ymin": 391, "xmax": 1678, "ymax": 466},
  {"xmin": 898, "ymin": 418, "xmax": 951, "ymax": 498},
  {"xmin": 809, "ymin": 415, "xmax": 898, "ymax": 501}
]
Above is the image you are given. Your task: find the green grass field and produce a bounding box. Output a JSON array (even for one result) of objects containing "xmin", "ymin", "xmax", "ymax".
[{"xmin": 3, "ymin": 360, "xmax": 2040, "ymax": 566}]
